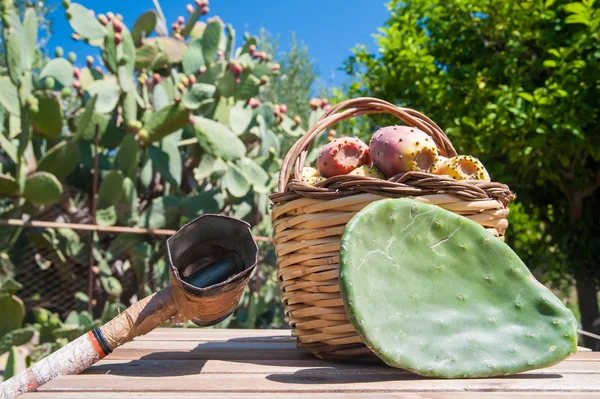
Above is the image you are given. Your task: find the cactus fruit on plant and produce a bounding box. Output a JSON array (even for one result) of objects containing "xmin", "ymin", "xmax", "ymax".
[
  {"xmin": 55, "ymin": 47, "xmax": 64, "ymax": 58},
  {"xmin": 339, "ymin": 198, "xmax": 578, "ymax": 378},
  {"xmin": 434, "ymin": 155, "xmax": 491, "ymax": 182},
  {"xmin": 317, "ymin": 137, "xmax": 371, "ymax": 178},
  {"xmin": 348, "ymin": 165, "xmax": 385, "ymax": 179},
  {"xmin": 369, "ymin": 125, "xmax": 439, "ymax": 178}
]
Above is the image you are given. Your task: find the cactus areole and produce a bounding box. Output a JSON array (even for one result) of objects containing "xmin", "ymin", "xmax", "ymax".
[{"xmin": 339, "ymin": 198, "xmax": 578, "ymax": 378}]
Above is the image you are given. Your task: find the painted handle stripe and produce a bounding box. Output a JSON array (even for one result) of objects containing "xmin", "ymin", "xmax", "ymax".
[{"xmin": 0, "ymin": 331, "xmax": 110, "ymax": 399}]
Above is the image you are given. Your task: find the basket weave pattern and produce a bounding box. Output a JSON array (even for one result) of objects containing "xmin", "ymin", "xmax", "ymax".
[{"xmin": 270, "ymin": 97, "xmax": 515, "ymax": 360}]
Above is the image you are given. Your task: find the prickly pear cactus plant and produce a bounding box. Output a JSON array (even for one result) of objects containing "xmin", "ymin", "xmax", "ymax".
[{"xmin": 339, "ymin": 198, "xmax": 578, "ymax": 378}]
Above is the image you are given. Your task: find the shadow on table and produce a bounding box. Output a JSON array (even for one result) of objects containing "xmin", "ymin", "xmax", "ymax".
[{"xmin": 99, "ymin": 337, "xmax": 564, "ymax": 383}]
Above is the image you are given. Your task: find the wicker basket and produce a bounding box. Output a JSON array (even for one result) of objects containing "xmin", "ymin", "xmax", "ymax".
[{"xmin": 269, "ymin": 97, "xmax": 515, "ymax": 361}]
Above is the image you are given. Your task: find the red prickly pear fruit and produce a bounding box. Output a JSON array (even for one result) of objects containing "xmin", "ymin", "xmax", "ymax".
[
  {"xmin": 228, "ymin": 61, "xmax": 243, "ymax": 77},
  {"xmin": 95, "ymin": 66, "xmax": 102, "ymax": 72},
  {"xmin": 235, "ymin": 78, "xmax": 241, "ymax": 84},
  {"xmin": 273, "ymin": 104, "xmax": 281, "ymax": 117},
  {"xmin": 71, "ymin": 33, "xmax": 80, "ymax": 41},
  {"xmin": 259, "ymin": 75, "xmax": 269, "ymax": 85},
  {"xmin": 294, "ymin": 115, "xmax": 302, "ymax": 126},
  {"xmin": 98, "ymin": 14, "xmax": 108, "ymax": 25},
  {"xmin": 188, "ymin": 74, "xmax": 196, "ymax": 85},
  {"xmin": 73, "ymin": 67, "xmax": 80, "ymax": 79},
  {"xmin": 309, "ymin": 98, "xmax": 321, "ymax": 110},
  {"xmin": 279, "ymin": 104, "xmax": 287, "ymax": 114},
  {"xmin": 72, "ymin": 80, "xmax": 81, "ymax": 89},
  {"xmin": 201, "ymin": 6, "xmax": 209, "ymax": 15},
  {"xmin": 106, "ymin": 11, "xmax": 115, "ymax": 20},
  {"xmin": 152, "ymin": 73, "xmax": 161, "ymax": 85},
  {"xmin": 317, "ymin": 137, "xmax": 371, "ymax": 178},
  {"xmin": 177, "ymin": 16, "xmax": 185, "ymax": 24},
  {"xmin": 195, "ymin": 0, "xmax": 204, "ymax": 6},
  {"xmin": 270, "ymin": 63, "xmax": 280, "ymax": 71},
  {"xmin": 323, "ymin": 104, "xmax": 333, "ymax": 112},
  {"xmin": 320, "ymin": 98, "xmax": 329, "ymax": 108},
  {"xmin": 433, "ymin": 155, "xmax": 491, "ymax": 182},
  {"xmin": 248, "ymin": 44, "xmax": 256, "ymax": 55},
  {"xmin": 172, "ymin": 22, "xmax": 179, "ymax": 31},
  {"xmin": 369, "ymin": 125, "xmax": 439, "ymax": 178},
  {"xmin": 247, "ymin": 98, "xmax": 260, "ymax": 109},
  {"xmin": 114, "ymin": 32, "xmax": 122, "ymax": 45},
  {"xmin": 181, "ymin": 76, "xmax": 190, "ymax": 87},
  {"xmin": 86, "ymin": 55, "xmax": 94, "ymax": 67},
  {"xmin": 186, "ymin": 4, "xmax": 194, "ymax": 13},
  {"xmin": 113, "ymin": 20, "xmax": 123, "ymax": 33},
  {"xmin": 116, "ymin": 14, "xmax": 123, "ymax": 21},
  {"xmin": 198, "ymin": 66, "xmax": 207, "ymax": 74}
]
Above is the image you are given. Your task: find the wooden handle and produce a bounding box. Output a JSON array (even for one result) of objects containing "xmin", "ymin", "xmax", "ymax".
[{"xmin": 278, "ymin": 97, "xmax": 458, "ymax": 193}]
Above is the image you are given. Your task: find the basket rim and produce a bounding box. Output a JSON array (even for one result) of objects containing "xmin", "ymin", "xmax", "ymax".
[{"xmin": 278, "ymin": 97, "xmax": 461, "ymax": 193}]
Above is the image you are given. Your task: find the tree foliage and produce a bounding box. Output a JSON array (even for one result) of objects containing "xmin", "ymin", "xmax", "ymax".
[{"xmin": 344, "ymin": 0, "xmax": 600, "ymax": 348}]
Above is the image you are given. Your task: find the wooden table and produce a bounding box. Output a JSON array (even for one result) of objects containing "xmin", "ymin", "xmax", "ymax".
[{"xmin": 20, "ymin": 328, "xmax": 600, "ymax": 398}]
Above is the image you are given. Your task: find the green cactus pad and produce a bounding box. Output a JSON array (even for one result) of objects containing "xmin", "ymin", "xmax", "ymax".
[
  {"xmin": 117, "ymin": 177, "xmax": 137, "ymax": 226},
  {"xmin": 137, "ymin": 195, "xmax": 181, "ymax": 229},
  {"xmin": 39, "ymin": 58, "xmax": 74, "ymax": 88},
  {"xmin": 135, "ymin": 38, "xmax": 186, "ymax": 70},
  {"xmin": 31, "ymin": 91, "xmax": 63, "ymax": 139},
  {"xmin": 0, "ymin": 294, "xmax": 25, "ymax": 337},
  {"xmin": 22, "ymin": 8, "xmax": 38, "ymax": 70},
  {"xmin": 0, "ymin": 77, "xmax": 20, "ymax": 116},
  {"xmin": 0, "ymin": 174, "xmax": 19, "ymax": 196},
  {"xmin": 23, "ymin": 172, "xmax": 63, "ymax": 206},
  {"xmin": 149, "ymin": 140, "xmax": 182, "ymax": 187},
  {"xmin": 86, "ymin": 79, "xmax": 120, "ymax": 114},
  {"xmin": 192, "ymin": 116, "xmax": 246, "ymax": 161},
  {"xmin": 339, "ymin": 198, "xmax": 578, "ymax": 379},
  {"xmin": 66, "ymin": 3, "xmax": 107, "ymax": 40},
  {"xmin": 182, "ymin": 37, "xmax": 206, "ymax": 75},
  {"xmin": 143, "ymin": 104, "xmax": 190, "ymax": 143},
  {"xmin": 5, "ymin": 28, "xmax": 22, "ymax": 86},
  {"xmin": 36, "ymin": 140, "xmax": 80, "ymax": 180},
  {"xmin": 97, "ymin": 170, "xmax": 124, "ymax": 209},
  {"xmin": 201, "ymin": 20, "xmax": 223, "ymax": 62},
  {"xmin": 115, "ymin": 134, "xmax": 140, "ymax": 180},
  {"xmin": 229, "ymin": 101, "xmax": 254, "ymax": 135},
  {"xmin": 131, "ymin": 10, "xmax": 157, "ymax": 46},
  {"xmin": 0, "ymin": 327, "xmax": 35, "ymax": 355},
  {"xmin": 182, "ymin": 83, "xmax": 215, "ymax": 110}
]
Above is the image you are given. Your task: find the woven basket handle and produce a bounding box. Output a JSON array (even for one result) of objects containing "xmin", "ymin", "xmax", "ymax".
[{"xmin": 278, "ymin": 97, "xmax": 458, "ymax": 193}]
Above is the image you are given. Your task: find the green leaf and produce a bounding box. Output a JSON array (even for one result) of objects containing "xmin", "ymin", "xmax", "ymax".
[
  {"xmin": 22, "ymin": 7, "xmax": 37, "ymax": 70},
  {"xmin": 74, "ymin": 95, "xmax": 98, "ymax": 142},
  {"xmin": 137, "ymin": 196, "xmax": 181, "ymax": 229},
  {"xmin": 0, "ymin": 174, "xmax": 19, "ymax": 196},
  {"xmin": 31, "ymin": 91, "xmax": 63, "ymax": 139},
  {"xmin": 149, "ymin": 140, "xmax": 182, "ymax": 187},
  {"xmin": 115, "ymin": 135, "xmax": 140, "ymax": 180},
  {"xmin": 100, "ymin": 276, "xmax": 122, "ymax": 297},
  {"xmin": 182, "ymin": 83, "xmax": 216, "ymax": 110},
  {"xmin": 131, "ymin": 11, "xmax": 157, "ymax": 46},
  {"xmin": 67, "ymin": 3, "xmax": 108, "ymax": 40},
  {"xmin": 543, "ymin": 60, "xmax": 557, "ymax": 68},
  {"xmin": 116, "ymin": 177, "xmax": 138, "ymax": 226},
  {"xmin": 548, "ymin": 48, "xmax": 560, "ymax": 58},
  {"xmin": 0, "ymin": 294, "xmax": 25, "ymax": 337},
  {"xmin": 182, "ymin": 37, "xmax": 206, "ymax": 75},
  {"xmin": 0, "ymin": 77, "xmax": 21, "ymax": 117},
  {"xmin": 23, "ymin": 172, "xmax": 63, "ymax": 206},
  {"xmin": 229, "ymin": 101, "xmax": 254, "ymax": 135},
  {"xmin": 201, "ymin": 20, "xmax": 223, "ymax": 62},
  {"xmin": 193, "ymin": 116, "xmax": 246, "ymax": 160},
  {"xmin": 39, "ymin": 58, "xmax": 74, "ymax": 89},
  {"xmin": 564, "ymin": 2, "xmax": 589, "ymax": 15},
  {"xmin": 5, "ymin": 29, "xmax": 22, "ymax": 87},
  {"xmin": 97, "ymin": 170, "xmax": 124, "ymax": 209},
  {"xmin": 37, "ymin": 141, "xmax": 80, "ymax": 181},
  {"xmin": 223, "ymin": 164, "xmax": 250, "ymax": 198},
  {"xmin": 238, "ymin": 157, "xmax": 269, "ymax": 192},
  {"xmin": 518, "ymin": 92, "xmax": 534, "ymax": 102},
  {"xmin": 182, "ymin": 188, "xmax": 225, "ymax": 216},
  {"xmin": 86, "ymin": 80, "xmax": 121, "ymax": 114},
  {"xmin": 96, "ymin": 206, "xmax": 117, "ymax": 227},
  {"xmin": 144, "ymin": 104, "xmax": 190, "ymax": 143},
  {"xmin": 0, "ymin": 276, "xmax": 22, "ymax": 295}
]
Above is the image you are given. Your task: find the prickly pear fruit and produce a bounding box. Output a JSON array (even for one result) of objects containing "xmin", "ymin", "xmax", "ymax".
[
  {"xmin": 293, "ymin": 115, "xmax": 302, "ymax": 126},
  {"xmin": 106, "ymin": 11, "xmax": 114, "ymax": 20},
  {"xmin": 200, "ymin": 6, "xmax": 209, "ymax": 15},
  {"xmin": 186, "ymin": 4, "xmax": 194, "ymax": 13},
  {"xmin": 152, "ymin": 73, "xmax": 161, "ymax": 85},
  {"xmin": 113, "ymin": 19, "xmax": 123, "ymax": 33},
  {"xmin": 44, "ymin": 77, "xmax": 56, "ymax": 90},
  {"xmin": 55, "ymin": 47, "xmax": 64, "ymax": 58},
  {"xmin": 86, "ymin": 55, "xmax": 94, "ymax": 67},
  {"xmin": 434, "ymin": 155, "xmax": 448, "ymax": 172},
  {"xmin": 369, "ymin": 125, "xmax": 439, "ymax": 178},
  {"xmin": 271, "ymin": 63, "xmax": 280, "ymax": 71},
  {"xmin": 340, "ymin": 198, "xmax": 578, "ymax": 379},
  {"xmin": 434, "ymin": 155, "xmax": 491, "ymax": 182},
  {"xmin": 279, "ymin": 104, "xmax": 287, "ymax": 114},
  {"xmin": 114, "ymin": 32, "xmax": 122, "ymax": 45},
  {"xmin": 348, "ymin": 165, "xmax": 385, "ymax": 179},
  {"xmin": 300, "ymin": 166, "xmax": 319, "ymax": 183},
  {"xmin": 309, "ymin": 98, "xmax": 322, "ymax": 110},
  {"xmin": 317, "ymin": 137, "xmax": 371, "ymax": 178},
  {"xmin": 247, "ymin": 98, "xmax": 260, "ymax": 109},
  {"xmin": 98, "ymin": 13, "xmax": 108, "ymax": 25}
]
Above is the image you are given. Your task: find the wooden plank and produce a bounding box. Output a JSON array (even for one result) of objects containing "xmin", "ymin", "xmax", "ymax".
[
  {"xmin": 38, "ymin": 372, "xmax": 600, "ymax": 393},
  {"xmin": 19, "ymin": 393, "xmax": 600, "ymax": 399},
  {"xmin": 137, "ymin": 328, "xmax": 294, "ymax": 341},
  {"xmin": 85, "ymin": 359, "xmax": 600, "ymax": 376}
]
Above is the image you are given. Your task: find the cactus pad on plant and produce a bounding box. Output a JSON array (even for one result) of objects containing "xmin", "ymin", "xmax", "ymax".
[
  {"xmin": 23, "ymin": 172, "xmax": 63, "ymax": 206},
  {"xmin": 339, "ymin": 198, "xmax": 578, "ymax": 378}
]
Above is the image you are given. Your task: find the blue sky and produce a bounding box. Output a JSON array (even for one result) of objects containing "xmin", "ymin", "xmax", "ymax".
[{"xmin": 47, "ymin": 0, "xmax": 390, "ymax": 88}]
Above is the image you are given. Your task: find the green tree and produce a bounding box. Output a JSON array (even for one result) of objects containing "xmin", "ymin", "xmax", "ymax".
[
  {"xmin": 344, "ymin": 0, "xmax": 600, "ymax": 349},
  {"xmin": 258, "ymin": 29, "xmax": 321, "ymax": 119}
]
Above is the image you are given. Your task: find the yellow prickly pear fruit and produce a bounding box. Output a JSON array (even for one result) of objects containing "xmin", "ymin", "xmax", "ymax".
[
  {"xmin": 300, "ymin": 166, "xmax": 319, "ymax": 183},
  {"xmin": 433, "ymin": 155, "xmax": 491, "ymax": 182},
  {"xmin": 348, "ymin": 165, "xmax": 385, "ymax": 179}
]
